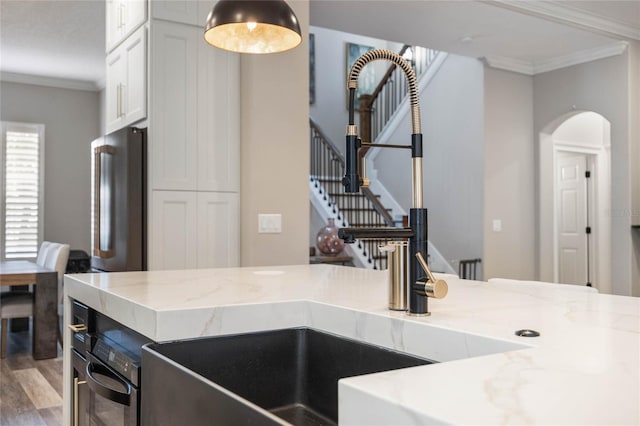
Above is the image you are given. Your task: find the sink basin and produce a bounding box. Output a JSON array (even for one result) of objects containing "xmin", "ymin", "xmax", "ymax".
[{"xmin": 141, "ymin": 327, "xmax": 433, "ymax": 425}]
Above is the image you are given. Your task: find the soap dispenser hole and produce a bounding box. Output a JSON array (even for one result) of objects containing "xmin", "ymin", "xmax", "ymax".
[{"xmin": 515, "ymin": 329, "xmax": 540, "ymax": 337}]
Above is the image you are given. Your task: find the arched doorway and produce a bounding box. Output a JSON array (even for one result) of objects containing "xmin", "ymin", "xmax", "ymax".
[{"xmin": 539, "ymin": 111, "xmax": 612, "ymax": 293}]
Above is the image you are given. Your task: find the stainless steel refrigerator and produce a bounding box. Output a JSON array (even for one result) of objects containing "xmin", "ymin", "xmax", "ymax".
[{"xmin": 90, "ymin": 127, "xmax": 146, "ymax": 272}]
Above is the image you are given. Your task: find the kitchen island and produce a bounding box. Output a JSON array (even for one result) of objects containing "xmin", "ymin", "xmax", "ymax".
[{"xmin": 62, "ymin": 265, "xmax": 639, "ymax": 425}]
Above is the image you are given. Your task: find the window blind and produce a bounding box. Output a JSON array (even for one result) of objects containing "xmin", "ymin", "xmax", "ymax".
[{"xmin": 4, "ymin": 128, "xmax": 41, "ymax": 259}]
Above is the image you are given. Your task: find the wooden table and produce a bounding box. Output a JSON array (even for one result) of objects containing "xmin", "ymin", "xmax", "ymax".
[{"xmin": 0, "ymin": 261, "xmax": 58, "ymax": 359}]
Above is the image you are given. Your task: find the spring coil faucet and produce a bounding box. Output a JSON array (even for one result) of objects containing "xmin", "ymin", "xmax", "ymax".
[{"xmin": 339, "ymin": 49, "xmax": 447, "ymax": 316}]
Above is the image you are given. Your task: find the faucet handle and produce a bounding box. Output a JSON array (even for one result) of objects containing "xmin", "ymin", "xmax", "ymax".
[{"xmin": 415, "ymin": 252, "xmax": 448, "ymax": 299}]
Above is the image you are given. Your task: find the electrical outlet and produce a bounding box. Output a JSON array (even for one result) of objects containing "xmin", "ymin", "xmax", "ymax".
[
  {"xmin": 492, "ymin": 219, "xmax": 502, "ymax": 232},
  {"xmin": 258, "ymin": 214, "xmax": 282, "ymax": 234}
]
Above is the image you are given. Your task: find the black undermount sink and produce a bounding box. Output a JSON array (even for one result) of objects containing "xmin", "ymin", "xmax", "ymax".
[{"xmin": 141, "ymin": 327, "xmax": 433, "ymax": 425}]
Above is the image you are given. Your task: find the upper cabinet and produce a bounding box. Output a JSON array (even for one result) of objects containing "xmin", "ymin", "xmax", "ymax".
[
  {"xmin": 150, "ymin": 1, "xmax": 215, "ymax": 26},
  {"xmin": 149, "ymin": 21, "xmax": 198, "ymax": 190},
  {"xmin": 106, "ymin": 26, "xmax": 147, "ymax": 135},
  {"xmin": 149, "ymin": 20, "xmax": 239, "ymax": 192},
  {"xmin": 151, "ymin": 0, "xmax": 200, "ymax": 26},
  {"xmin": 106, "ymin": 0, "xmax": 147, "ymax": 53}
]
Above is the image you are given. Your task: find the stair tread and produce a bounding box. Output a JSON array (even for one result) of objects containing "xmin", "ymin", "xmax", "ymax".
[
  {"xmin": 314, "ymin": 178, "xmax": 342, "ymax": 182},
  {"xmin": 340, "ymin": 208, "xmax": 392, "ymax": 212},
  {"xmin": 329, "ymin": 192, "xmax": 381, "ymax": 196}
]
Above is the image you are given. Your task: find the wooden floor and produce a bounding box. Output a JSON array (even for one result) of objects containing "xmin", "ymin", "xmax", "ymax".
[{"xmin": 0, "ymin": 326, "xmax": 63, "ymax": 426}]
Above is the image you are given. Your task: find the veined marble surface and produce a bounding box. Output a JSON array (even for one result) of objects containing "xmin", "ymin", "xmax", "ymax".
[{"xmin": 64, "ymin": 265, "xmax": 640, "ymax": 425}]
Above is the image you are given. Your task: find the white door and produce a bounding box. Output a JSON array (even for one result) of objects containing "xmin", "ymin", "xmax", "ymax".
[{"xmin": 555, "ymin": 152, "xmax": 592, "ymax": 286}]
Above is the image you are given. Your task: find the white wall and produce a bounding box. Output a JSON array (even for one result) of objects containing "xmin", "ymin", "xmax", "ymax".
[
  {"xmin": 309, "ymin": 26, "xmax": 402, "ymax": 153},
  {"xmin": 553, "ymin": 111, "xmax": 610, "ymax": 146},
  {"xmin": 375, "ymin": 54, "xmax": 485, "ymax": 274},
  {"xmin": 533, "ymin": 51, "xmax": 633, "ymax": 295},
  {"xmin": 484, "ymin": 67, "xmax": 536, "ymax": 280},
  {"xmin": 0, "ymin": 81, "xmax": 99, "ymax": 254},
  {"xmin": 240, "ymin": 0, "xmax": 310, "ymax": 267}
]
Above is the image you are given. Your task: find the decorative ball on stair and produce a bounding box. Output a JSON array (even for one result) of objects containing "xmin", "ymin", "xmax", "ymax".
[{"xmin": 316, "ymin": 218, "xmax": 345, "ymax": 256}]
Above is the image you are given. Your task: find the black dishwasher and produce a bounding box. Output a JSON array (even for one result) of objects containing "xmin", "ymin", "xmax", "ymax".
[{"xmin": 70, "ymin": 301, "xmax": 152, "ymax": 426}]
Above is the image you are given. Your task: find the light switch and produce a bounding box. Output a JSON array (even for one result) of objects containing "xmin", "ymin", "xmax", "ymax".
[
  {"xmin": 492, "ymin": 219, "xmax": 502, "ymax": 232},
  {"xmin": 258, "ymin": 214, "xmax": 282, "ymax": 234}
]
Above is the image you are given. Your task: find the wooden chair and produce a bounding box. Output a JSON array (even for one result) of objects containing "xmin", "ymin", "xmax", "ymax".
[
  {"xmin": 458, "ymin": 258, "xmax": 482, "ymax": 280},
  {"xmin": 0, "ymin": 242, "xmax": 70, "ymax": 358}
]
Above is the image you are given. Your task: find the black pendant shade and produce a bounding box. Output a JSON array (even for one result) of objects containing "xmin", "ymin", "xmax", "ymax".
[{"xmin": 204, "ymin": 0, "xmax": 302, "ymax": 54}]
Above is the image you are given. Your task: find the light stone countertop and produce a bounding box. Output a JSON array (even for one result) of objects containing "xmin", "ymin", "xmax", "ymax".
[{"xmin": 63, "ymin": 264, "xmax": 640, "ymax": 425}]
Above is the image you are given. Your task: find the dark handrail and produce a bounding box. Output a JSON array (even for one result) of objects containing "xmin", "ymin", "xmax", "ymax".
[
  {"xmin": 310, "ymin": 118, "xmax": 395, "ymax": 227},
  {"xmin": 310, "ymin": 118, "xmax": 399, "ymax": 269},
  {"xmin": 359, "ymin": 45, "xmax": 438, "ymax": 145},
  {"xmin": 362, "ymin": 187, "xmax": 394, "ymax": 226},
  {"xmin": 310, "ymin": 117, "xmax": 342, "ymax": 161},
  {"xmin": 368, "ymin": 45, "xmax": 411, "ymax": 103}
]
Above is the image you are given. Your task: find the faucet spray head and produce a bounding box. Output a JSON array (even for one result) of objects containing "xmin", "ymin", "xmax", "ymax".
[{"xmin": 342, "ymin": 128, "xmax": 362, "ymax": 193}]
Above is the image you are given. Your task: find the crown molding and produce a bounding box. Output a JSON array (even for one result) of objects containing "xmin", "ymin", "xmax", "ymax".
[
  {"xmin": 485, "ymin": 41, "xmax": 628, "ymax": 75},
  {"xmin": 485, "ymin": 0, "xmax": 640, "ymax": 41},
  {"xmin": 534, "ymin": 41, "xmax": 628, "ymax": 74},
  {"xmin": 0, "ymin": 72, "xmax": 101, "ymax": 91},
  {"xmin": 483, "ymin": 56, "xmax": 534, "ymax": 75}
]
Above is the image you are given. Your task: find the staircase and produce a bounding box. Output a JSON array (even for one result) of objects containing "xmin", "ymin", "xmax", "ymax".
[
  {"xmin": 310, "ymin": 118, "xmax": 393, "ymax": 269},
  {"xmin": 310, "ymin": 44, "xmax": 442, "ymax": 270}
]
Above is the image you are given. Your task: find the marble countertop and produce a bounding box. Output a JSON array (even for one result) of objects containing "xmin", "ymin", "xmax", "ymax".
[{"xmin": 64, "ymin": 264, "xmax": 640, "ymax": 425}]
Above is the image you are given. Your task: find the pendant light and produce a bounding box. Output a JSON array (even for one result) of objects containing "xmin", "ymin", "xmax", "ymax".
[{"xmin": 204, "ymin": 0, "xmax": 302, "ymax": 54}]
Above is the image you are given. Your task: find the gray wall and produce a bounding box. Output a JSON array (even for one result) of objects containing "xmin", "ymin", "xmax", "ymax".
[
  {"xmin": 1, "ymin": 81, "xmax": 100, "ymax": 254},
  {"xmin": 240, "ymin": 0, "xmax": 310, "ymax": 267},
  {"xmin": 533, "ymin": 52, "xmax": 633, "ymax": 295},
  {"xmin": 484, "ymin": 67, "xmax": 535, "ymax": 280},
  {"xmin": 630, "ymin": 41, "xmax": 640, "ymax": 295},
  {"xmin": 375, "ymin": 54, "xmax": 485, "ymax": 273}
]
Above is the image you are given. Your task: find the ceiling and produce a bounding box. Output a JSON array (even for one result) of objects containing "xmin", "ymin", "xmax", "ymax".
[
  {"xmin": 0, "ymin": 0, "xmax": 105, "ymax": 88},
  {"xmin": 0, "ymin": 1, "xmax": 638, "ymax": 90}
]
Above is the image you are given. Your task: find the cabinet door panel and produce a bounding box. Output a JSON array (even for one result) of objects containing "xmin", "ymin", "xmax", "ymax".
[
  {"xmin": 149, "ymin": 191, "xmax": 197, "ymax": 270},
  {"xmin": 150, "ymin": 21, "xmax": 198, "ymax": 190},
  {"xmin": 197, "ymin": 43, "xmax": 240, "ymax": 192},
  {"xmin": 197, "ymin": 193, "xmax": 239, "ymax": 268},
  {"xmin": 124, "ymin": 0, "xmax": 147, "ymax": 37},
  {"xmin": 151, "ymin": 0, "xmax": 200, "ymax": 26},
  {"xmin": 105, "ymin": 0, "xmax": 121, "ymax": 53},
  {"xmin": 124, "ymin": 27, "xmax": 147, "ymax": 125},
  {"xmin": 107, "ymin": 0, "xmax": 147, "ymax": 53},
  {"xmin": 106, "ymin": 49, "xmax": 125, "ymax": 133}
]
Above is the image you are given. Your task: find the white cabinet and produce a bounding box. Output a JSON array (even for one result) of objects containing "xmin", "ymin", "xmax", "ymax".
[
  {"xmin": 106, "ymin": 26, "xmax": 147, "ymax": 134},
  {"xmin": 151, "ymin": 0, "xmax": 202, "ymax": 26},
  {"xmin": 106, "ymin": 0, "xmax": 147, "ymax": 53},
  {"xmin": 197, "ymin": 39, "xmax": 240, "ymax": 192},
  {"xmin": 149, "ymin": 20, "xmax": 198, "ymax": 190},
  {"xmin": 149, "ymin": 191, "xmax": 197, "ymax": 270},
  {"xmin": 146, "ymin": 19, "xmax": 240, "ymax": 270},
  {"xmin": 150, "ymin": 20, "xmax": 240, "ymax": 192},
  {"xmin": 197, "ymin": 192, "xmax": 240, "ymax": 268},
  {"xmin": 149, "ymin": 191, "xmax": 239, "ymax": 270}
]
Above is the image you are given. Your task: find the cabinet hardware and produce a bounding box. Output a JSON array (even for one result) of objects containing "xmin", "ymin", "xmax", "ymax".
[
  {"xmin": 68, "ymin": 324, "xmax": 87, "ymax": 333},
  {"xmin": 73, "ymin": 377, "xmax": 87, "ymax": 426},
  {"xmin": 121, "ymin": 83, "xmax": 127, "ymax": 117},
  {"xmin": 116, "ymin": 83, "xmax": 121, "ymax": 118},
  {"xmin": 119, "ymin": 2, "xmax": 125, "ymax": 30}
]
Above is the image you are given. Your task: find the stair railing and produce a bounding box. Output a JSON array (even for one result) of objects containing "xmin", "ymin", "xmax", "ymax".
[
  {"xmin": 359, "ymin": 45, "xmax": 438, "ymax": 145},
  {"xmin": 310, "ymin": 118, "xmax": 395, "ymax": 269}
]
